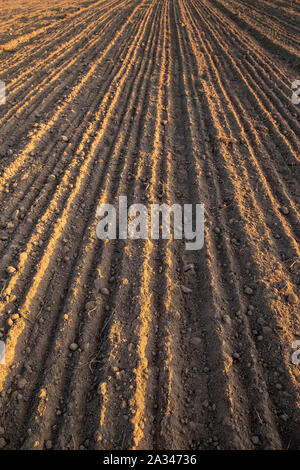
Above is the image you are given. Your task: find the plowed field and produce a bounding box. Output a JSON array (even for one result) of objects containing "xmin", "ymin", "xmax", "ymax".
[{"xmin": 0, "ymin": 0, "xmax": 299, "ymax": 450}]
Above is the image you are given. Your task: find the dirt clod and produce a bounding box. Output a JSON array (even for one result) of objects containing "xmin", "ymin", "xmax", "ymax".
[
  {"xmin": 181, "ymin": 285, "xmax": 192, "ymax": 294},
  {"xmin": 0, "ymin": 437, "xmax": 6, "ymax": 449},
  {"xmin": 17, "ymin": 378, "xmax": 27, "ymax": 390},
  {"xmin": 0, "ymin": 0, "xmax": 298, "ymax": 452},
  {"xmin": 251, "ymin": 436, "xmax": 260, "ymax": 445},
  {"xmin": 280, "ymin": 206, "xmax": 289, "ymax": 215},
  {"xmin": 6, "ymin": 266, "xmax": 16, "ymax": 274}
]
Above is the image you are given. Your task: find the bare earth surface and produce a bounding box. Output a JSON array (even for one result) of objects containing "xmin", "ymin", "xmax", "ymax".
[{"xmin": 0, "ymin": 0, "xmax": 299, "ymax": 450}]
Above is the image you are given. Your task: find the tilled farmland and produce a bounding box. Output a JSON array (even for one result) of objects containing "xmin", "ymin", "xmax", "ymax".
[{"xmin": 0, "ymin": 0, "xmax": 299, "ymax": 451}]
